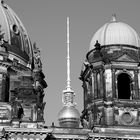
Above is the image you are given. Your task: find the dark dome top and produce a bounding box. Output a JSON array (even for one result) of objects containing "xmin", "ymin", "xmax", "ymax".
[{"xmin": 0, "ymin": 1, "xmax": 33, "ymax": 66}]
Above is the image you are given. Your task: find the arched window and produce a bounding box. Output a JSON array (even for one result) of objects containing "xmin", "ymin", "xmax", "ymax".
[
  {"xmin": 117, "ymin": 73, "xmax": 132, "ymax": 99},
  {"xmin": 0, "ymin": 74, "xmax": 10, "ymax": 102}
]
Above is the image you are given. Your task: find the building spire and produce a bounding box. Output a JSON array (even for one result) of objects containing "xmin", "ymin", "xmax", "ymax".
[
  {"xmin": 66, "ymin": 17, "xmax": 71, "ymax": 91},
  {"xmin": 58, "ymin": 17, "xmax": 80, "ymax": 128},
  {"xmin": 62, "ymin": 17, "xmax": 75, "ymax": 106}
]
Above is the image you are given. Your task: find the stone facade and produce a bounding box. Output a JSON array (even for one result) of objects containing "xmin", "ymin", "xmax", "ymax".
[
  {"xmin": 80, "ymin": 43, "xmax": 140, "ymax": 128},
  {"xmin": 0, "ymin": 41, "xmax": 47, "ymax": 139},
  {"xmin": 79, "ymin": 19, "xmax": 140, "ymax": 138},
  {"xmin": 1, "ymin": 1, "xmax": 140, "ymax": 139}
]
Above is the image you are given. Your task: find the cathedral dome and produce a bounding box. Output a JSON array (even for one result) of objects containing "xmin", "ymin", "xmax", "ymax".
[
  {"xmin": 58, "ymin": 106, "xmax": 80, "ymax": 128},
  {"xmin": 0, "ymin": 1, "xmax": 33, "ymax": 66},
  {"xmin": 90, "ymin": 15, "xmax": 140, "ymax": 50}
]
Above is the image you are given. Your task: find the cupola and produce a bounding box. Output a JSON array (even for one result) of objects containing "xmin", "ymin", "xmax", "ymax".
[
  {"xmin": 80, "ymin": 15, "xmax": 140, "ymax": 129},
  {"xmin": 90, "ymin": 15, "xmax": 140, "ymax": 50}
]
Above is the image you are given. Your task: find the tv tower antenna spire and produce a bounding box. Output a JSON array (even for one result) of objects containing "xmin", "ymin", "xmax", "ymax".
[
  {"xmin": 62, "ymin": 17, "xmax": 75, "ymax": 106},
  {"xmin": 58, "ymin": 17, "xmax": 80, "ymax": 128}
]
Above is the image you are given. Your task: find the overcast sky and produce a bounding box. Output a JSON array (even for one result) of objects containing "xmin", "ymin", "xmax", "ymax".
[{"xmin": 7, "ymin": 0, "xmax": 140, "ymax": 126}]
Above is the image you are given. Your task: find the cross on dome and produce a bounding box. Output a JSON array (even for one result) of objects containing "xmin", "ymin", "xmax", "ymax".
[{"xmin": 111, "ymin": 14, "xmax": 117, "ymax": 22}]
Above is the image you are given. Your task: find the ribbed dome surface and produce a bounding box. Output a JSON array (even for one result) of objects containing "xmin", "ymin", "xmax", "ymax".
[
  {"xmin": 90, "ymin": 17, "xmax": 140, "ymax": 50},
  {"xmin": 58, "ymin": 106, "xmax": 80, "ymax": 128},
  {"xmin": 0, "ymin": 1, "xmax": 33, "ymax": 66}
]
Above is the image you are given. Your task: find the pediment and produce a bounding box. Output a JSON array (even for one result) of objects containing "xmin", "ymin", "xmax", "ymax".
[{"xmin": 116, "ymin": 54, "xmax": 136, "ymax": 62}]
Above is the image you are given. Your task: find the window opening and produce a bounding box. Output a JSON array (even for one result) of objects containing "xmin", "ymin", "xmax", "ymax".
[{"xmin": 117, "ymin": 73, "xmax": 131, "ymax": 99}]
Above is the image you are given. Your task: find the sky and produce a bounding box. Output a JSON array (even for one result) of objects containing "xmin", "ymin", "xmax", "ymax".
[{"xmin": 7, "ymin": 0, "xmax": 140, "ymax": 126}]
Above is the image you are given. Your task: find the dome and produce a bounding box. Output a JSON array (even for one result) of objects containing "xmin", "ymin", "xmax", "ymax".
[
  {"xmin": 90, "ymin": 16, "xmax": 140, "ymax": 50},
  {"xmin": 0, "ymin": 1, "xmax": 33, "ymax": 66},
  {"xmin": 58, "ymin": 106, "xmax": 80, "ymax": 128}
]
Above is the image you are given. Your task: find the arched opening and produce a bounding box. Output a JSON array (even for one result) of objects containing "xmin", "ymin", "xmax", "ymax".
[
  {"xmin": 0, "ymin": 74, "xmax": 10, "ymax": 102},
  {"xmin": 4, "ymin": 76, "xmax": 10, "ymax": 102},
  {"xmin": 117, "ymin": 73, "xmax": 131, "ymax": 99}
]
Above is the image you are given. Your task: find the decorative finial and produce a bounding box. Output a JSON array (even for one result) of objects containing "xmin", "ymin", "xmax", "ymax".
[{"xmin": 111, "ymin": 14, "xmax": 117, "ymax": 22}]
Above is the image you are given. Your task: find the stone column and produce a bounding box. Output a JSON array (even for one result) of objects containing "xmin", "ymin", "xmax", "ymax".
[
  {"xmin": 91, "ymin": 73, "xmax": 94, "ymax": 100},
  {"xmin": 134, "ymin": 70, "xmax": 139, "ymax": 99},
  {"xmin": 93, "ymin": 70, "xmax": 98, "ymax": 99},
  {"xmin": 104, "ymin": 69, "xmax": 112, "ymax": 100},
  {"xmin": 82, "ymin": 81, "xmax": 88, "ymax": 109},
  {"xmin": 89, "ymin": 76, "xmax": 92, "ymax": 95},
  {"xmin": 112, "ymin": 69, "xmax": 116, "ymax": 98},
  {"xmin": 99, "ymin": 69, "xmax": 104, "ymax": 98},
  {"xmin": 97, "ymin": 72, "xmax": 101, "ymax": 98}
]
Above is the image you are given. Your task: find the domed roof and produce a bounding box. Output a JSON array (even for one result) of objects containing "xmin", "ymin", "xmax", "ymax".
[
  {"xmin": 90, "ymin": 15, "xmax": 140, "ymax": 50},
  {"xmin": 58, "ymin": 106, "xmax": 80, "ymax": 128},
  {"xmin": 0, "ymin": 1, "xmax": 33, "ymax": 66}
]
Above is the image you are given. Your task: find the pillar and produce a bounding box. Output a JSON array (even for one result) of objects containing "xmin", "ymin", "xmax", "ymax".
[
  {"xmin": 91, "ymin": 73, "xmax": 94, "ymax": 100},
  {"xmin": 134, "ymin": 70, "xmax": 139, "ymax": 99},
  {"xmin": 99, "ymin": 69, "xmax": 104, "ymax": 98},
  {"xmin": 93, "ymin": 70, "xmax": 98, "ymax": 99},
  {"xmin": 112, "ymin": 69, "xmax": 116, "ymax": 98},
  {"xmin": 104, "ymin": 69, "xmax": 112, "ymax": 100}
]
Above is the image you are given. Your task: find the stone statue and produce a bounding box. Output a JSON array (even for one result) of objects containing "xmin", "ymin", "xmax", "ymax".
[
  {"xmin": 94, "ymin": 40, "xmax": 101, "ymax": 51},
  {"xmin": 36, "ymin": 102, "xmax": 45, "ymax": 121},
  {"xmin": 33, "ymin": 42, "xmax": 42, "ymax": 70},
  {"xmin": 0, "ymin": 25, "xmax": 5, "ymax": 46},
  {"xmin": 11, "ymin": 98, "xmax": 24, "ymax": 120},
  {"xmin": 80, "ymin": 107, "xmax": 94, "ymax": 129}
]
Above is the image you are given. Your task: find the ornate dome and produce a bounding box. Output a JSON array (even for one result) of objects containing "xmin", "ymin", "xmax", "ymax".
[
  {"xmin": 58, "ymin": 105, "xmax": 80, "ymax": 128},
  {"xmin": 90, "ymin": 15, "xmax": 140, "ymax": 50},
  {"xmin": 0, "ymin": 1, "xmax": 33, "ymax": 66}
]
